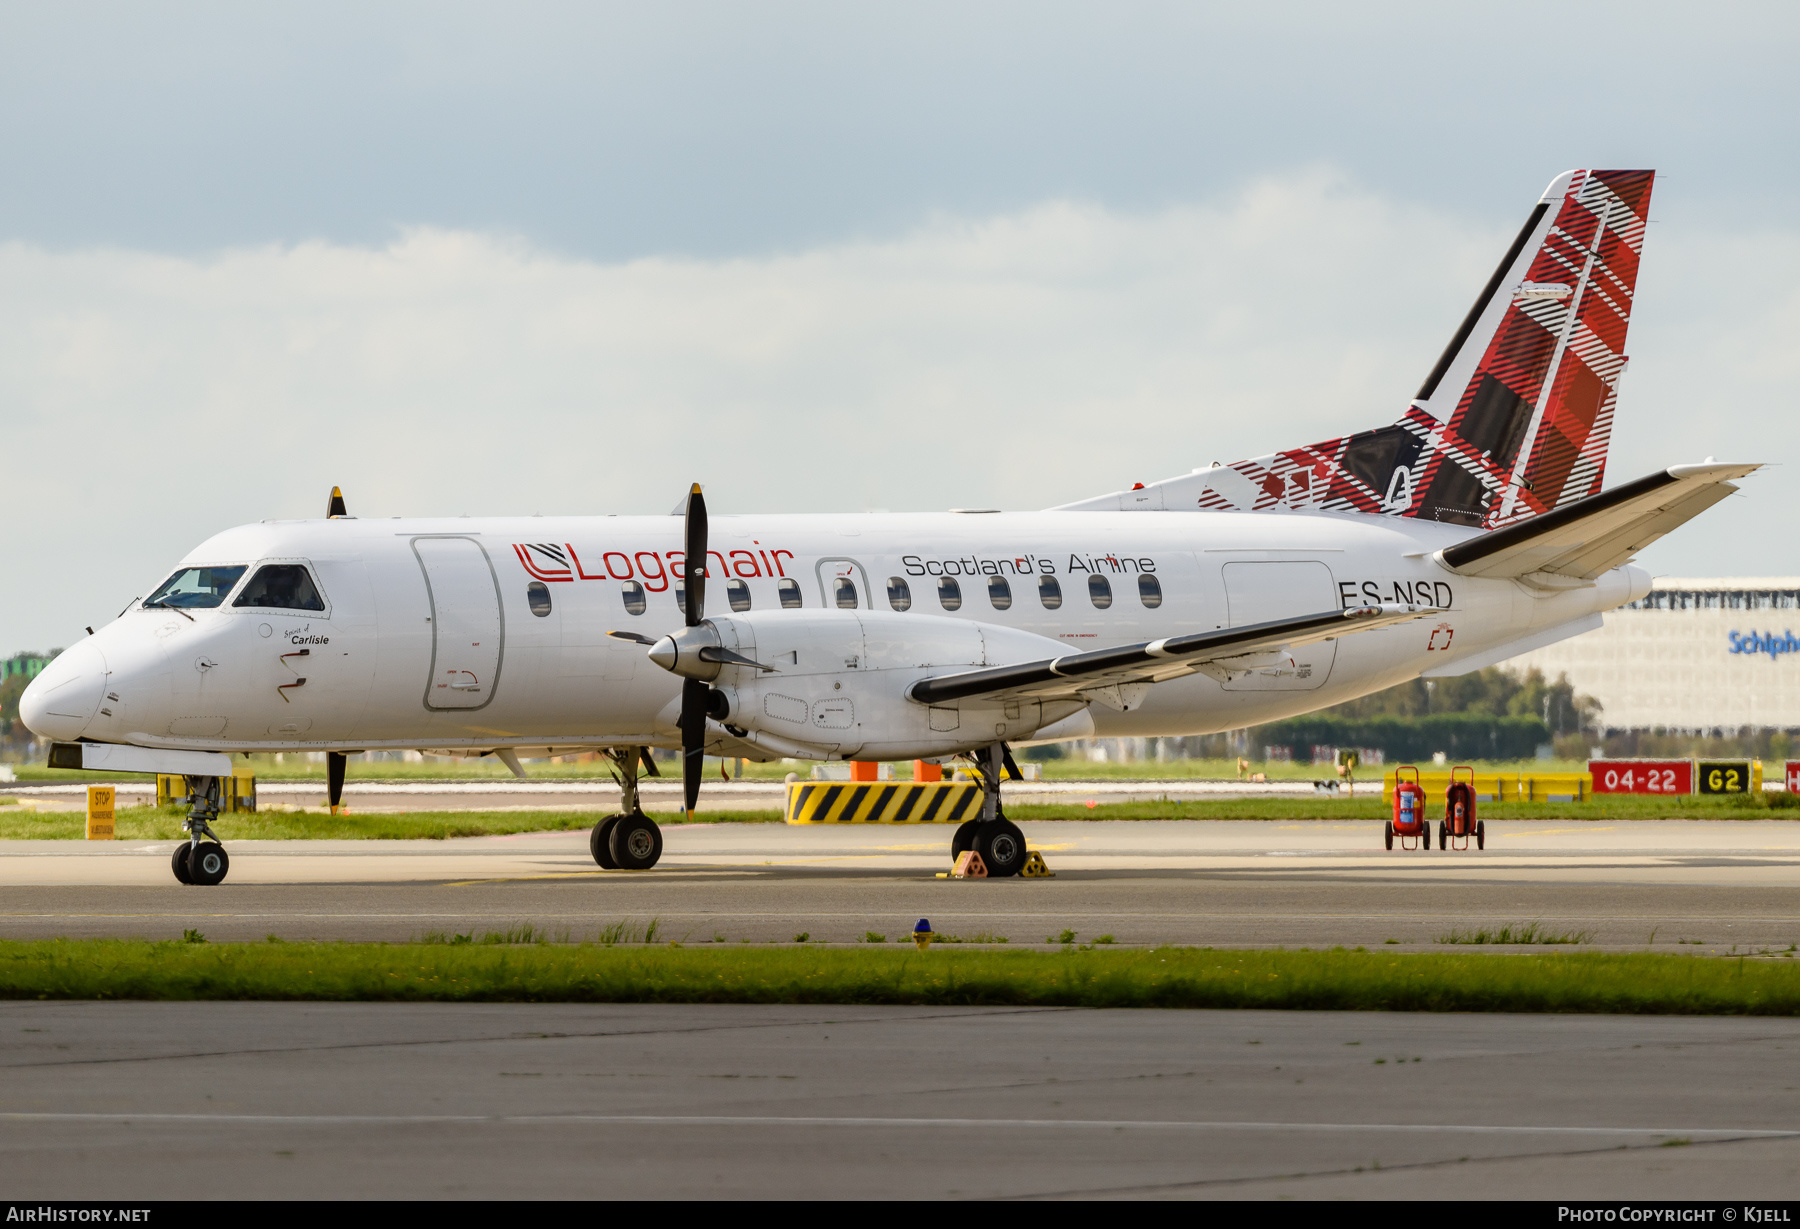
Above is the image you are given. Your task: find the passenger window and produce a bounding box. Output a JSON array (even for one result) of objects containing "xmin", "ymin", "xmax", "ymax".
[
  {"xmin": 1088, "ymin": 574, "xmax": 1113, "ymax": 609},
  {"xmin": 834, "ymin": 577, "xmax": 859, "ymax": 609},
  {"xmin": 147, "ymin": 565, "xmax": 248, "ymax": 610},
  {"xmin": 727, "ymin": 578, "xmax": 752, "ymax": 612},
  {"xmin": 527, "ymin": 582, "xmax": 552, "ymax": 617},
  {"xmin": 778, "ymin": 578, "xmax": 803, "ymax": 609},
  {"xmin": 1138, "ymin": 573, "xmax": 1163, "ymax": 608},
  {"xmin": 1037, "ymin": 574, "xmax": 1062, "ymax": 610},
  {"xmin": 887, "ymin": 577, "xmax": 912, "ymax": 612},
  {"xmin": 621, "ymin": 580, "xmax": 647, "ymax": 615},
  {"xmin": 988, "ymin": 575, "xmax": 1012, "ymax": 611},
  {"xmin": 232, "ymin": 564, "xmax": 325, "ymax": 611},
  {"xmin": 938, "ymin": 577, "xmax": 962, "ymax": 612}
]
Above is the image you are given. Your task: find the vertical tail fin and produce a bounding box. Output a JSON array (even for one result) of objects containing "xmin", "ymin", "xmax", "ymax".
[
  {"xmin": 1411, "ymin": 168, "xmax": 1654, "ymax": 526},
  {"xmin": 1114, "ymin": 170, "xmax": 1655, "ymax": 525}
]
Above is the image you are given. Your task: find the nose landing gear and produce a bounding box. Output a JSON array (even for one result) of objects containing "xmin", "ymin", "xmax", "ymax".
[{"xmin": 170, "ymin": 775, "xmax": 230, "ymax": 886}]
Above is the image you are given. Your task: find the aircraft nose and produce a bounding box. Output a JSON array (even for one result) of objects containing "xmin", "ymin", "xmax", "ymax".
[{"xmin": 19, "ymin": 641, "xmax": 108, "ymax": 742}]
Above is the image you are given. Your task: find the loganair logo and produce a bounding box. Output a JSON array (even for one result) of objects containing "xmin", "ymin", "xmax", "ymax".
[
  {"xmin": 1730, "ymin": 629, "xmax": 1800, "ymax": 660},
  {"xmin": 513, "ymin": 542, "xmax": 795, "ymax": 592}
]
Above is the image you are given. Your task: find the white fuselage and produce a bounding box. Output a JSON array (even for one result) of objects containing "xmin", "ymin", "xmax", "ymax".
[{"xmin": 22, "ymin": 508, "xmax": 1648, "ymax": 760}]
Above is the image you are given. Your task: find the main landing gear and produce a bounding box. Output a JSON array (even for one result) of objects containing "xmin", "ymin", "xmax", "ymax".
[
  {"xmin": 591, "ymin": 746, "xmax": 664, "ymax": 871},
  {"xmin": 949, "ymin": 742, "xmax": 1028, "ymax": 877},
  {"xmin": 169, "ymin": 775, "xmax": 230, "ymax": 886}
]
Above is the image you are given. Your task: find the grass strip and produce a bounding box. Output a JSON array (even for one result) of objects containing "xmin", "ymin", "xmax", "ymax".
[
  {"xmin": 3, "ymin": 791, "xmax": 1788, "ymax": 840},
  {"xmin": 2, "ymin": 941, "xmax": 1797, "ymax": 1015},
  {"xmin": 1009, "ymin": 795, "xmax": 1800, "ymax": 821},
  {"xmin": 1439, "ymin": 921, "xmax": 1596, "ymax": 946},
  {"xmin": 0, "ymin": 805, "xmax": 781, "ymax": 841}
]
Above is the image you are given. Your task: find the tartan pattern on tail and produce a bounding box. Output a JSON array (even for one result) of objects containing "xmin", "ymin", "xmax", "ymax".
[{"xmin": 1192, "ymin": 170, "xmax": 1654, "ymax": 529}]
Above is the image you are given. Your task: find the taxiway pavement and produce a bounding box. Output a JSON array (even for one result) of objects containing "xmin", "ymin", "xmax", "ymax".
[
  {"xmin": 5, "ymin": 1001, "xmax": 1798, "ymax": 1199},
  {"xmin": 4, "ymin": 820, "xmax": 1798, "ymax": 951}
]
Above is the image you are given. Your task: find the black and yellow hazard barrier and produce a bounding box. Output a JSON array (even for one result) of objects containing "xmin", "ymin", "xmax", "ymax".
[{"xmin": 785, "ymin": 780, "xmax": 984, "ymax": 824}]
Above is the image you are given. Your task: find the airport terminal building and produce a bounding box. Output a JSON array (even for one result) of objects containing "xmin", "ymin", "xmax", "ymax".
[{"xmin": 1501, "ymin": 577, "xmax": 1800, "ymax": 733}]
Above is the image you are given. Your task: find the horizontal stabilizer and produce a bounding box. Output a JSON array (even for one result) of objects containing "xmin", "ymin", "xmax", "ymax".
[
  {"xmin": 1437, "ymin": 462, "xmax": 1759, "ymax": 582},
  {"xmin": 909, "ymin": 603, "xmax": 1438, "ymax": 707}
]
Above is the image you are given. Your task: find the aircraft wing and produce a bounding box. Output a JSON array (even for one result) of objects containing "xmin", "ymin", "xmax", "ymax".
[
  {"xmin": 907, "ymin": 603, "xmax": 1440, "ymax": 710},
  {"xmin": 1438, "ymin": 462, "xmax": 1760, "ymax": 583}
]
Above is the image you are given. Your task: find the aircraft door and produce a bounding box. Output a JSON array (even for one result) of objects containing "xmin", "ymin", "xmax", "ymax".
[
  {"xmin": 413, "ymin": 537, "xmax": 505, "ymax": 711},
  {"xmin": 1220, "ymin": 560, "xmax": 1336, "ymax": 691},
  {"xmin": 814, "ymin": 557, "xmax": 873, "ymax": 611}
]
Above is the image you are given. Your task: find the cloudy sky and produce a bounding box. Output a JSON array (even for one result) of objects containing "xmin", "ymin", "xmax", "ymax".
[{"xmin": 4, "ymin": 1, "xmax": 1797, "ymax": 650}]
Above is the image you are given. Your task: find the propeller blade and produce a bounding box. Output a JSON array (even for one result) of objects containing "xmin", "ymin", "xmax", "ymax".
[
  {"xmin": 607, "ymin": 630, "xmax": 658, "ymax": 646},
  {"xmin": 680, "ymin": 676, "xmax": 708, "ymax": 816},
  {"xmin": 326, "ymin": 486, "xmax": 348, "ymax": 518},
  {"xmin": 683, "ymin": 483, "xmax": 707, "ymax": 627},
  {"xmin": 696, "ymin": 645, "xmax": 777, "ymax": 672}
]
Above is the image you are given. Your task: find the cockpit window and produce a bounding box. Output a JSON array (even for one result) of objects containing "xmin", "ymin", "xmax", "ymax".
[
  {"xmin": 232, "ymin": 564, "xmax": 326, "ymax": 611},
  {"xmin": 145, "ymin": 566, "xmax": 247, "ymax": 610}
]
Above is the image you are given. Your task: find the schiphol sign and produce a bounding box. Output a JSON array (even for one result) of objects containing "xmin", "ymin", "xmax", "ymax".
[{"xmin": 1729, "ymin": 630, "xmax": 1800, "ymax": 659}]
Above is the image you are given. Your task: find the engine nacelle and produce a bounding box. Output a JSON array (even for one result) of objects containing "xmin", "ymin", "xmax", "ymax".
[{"xmin": 695, "ymin": 610, "xmax": 1083, "ymax": 760}]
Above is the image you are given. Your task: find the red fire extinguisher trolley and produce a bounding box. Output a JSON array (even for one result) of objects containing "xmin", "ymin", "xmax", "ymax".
[
  {"xmin": 1439, "ymin": 765, "xmax": 1485, "ymax": 850},
  {"xmin": 1387, "ymin": 766, "xmax": 1431, "ymax": 850}
]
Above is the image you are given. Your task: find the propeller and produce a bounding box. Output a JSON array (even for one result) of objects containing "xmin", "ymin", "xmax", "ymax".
[
  {"xmin": 615, "ymin": 484, "xmax": 777, "ymax": 819},
  {"xmin": 678, "ymin": 485, "xmax": 708, "ymax": 817},
  {"xmin": 326, "ymin": 486, "xmax": 349, "ymax": 518}
]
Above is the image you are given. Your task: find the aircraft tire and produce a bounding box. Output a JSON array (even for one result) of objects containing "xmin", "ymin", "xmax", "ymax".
[
  {"xmin": 171, "ymin": 843, "xmax": 193, "ymax": 885},
  {"xmin": 187, "ymin": 842, "xmax": 229, "ymax": 886},
  {"xmin": 951, "ymin": 819, "xmax": 979, "ymax": 860},
  {"xmin": 591, "ymin": 816, "xmax": 622, "ymax": 869},
  {"xmin": 609, "ymin": 813, "xmax": 662, "ymax": 871},
  {"xmin": 976, "ymin": 819, "xmax": 1027, "ymax": 878}
]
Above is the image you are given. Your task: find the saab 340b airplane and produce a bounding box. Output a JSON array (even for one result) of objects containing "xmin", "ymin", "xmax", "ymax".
[{"xmin": 21, "ymin": 168, "xmax": 1757, "ymax": 884}]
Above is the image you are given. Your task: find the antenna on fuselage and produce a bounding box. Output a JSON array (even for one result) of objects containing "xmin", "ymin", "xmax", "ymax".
[{"xmin": 326, "ymin": 486, "xmax": 349, "ymax": 518}]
